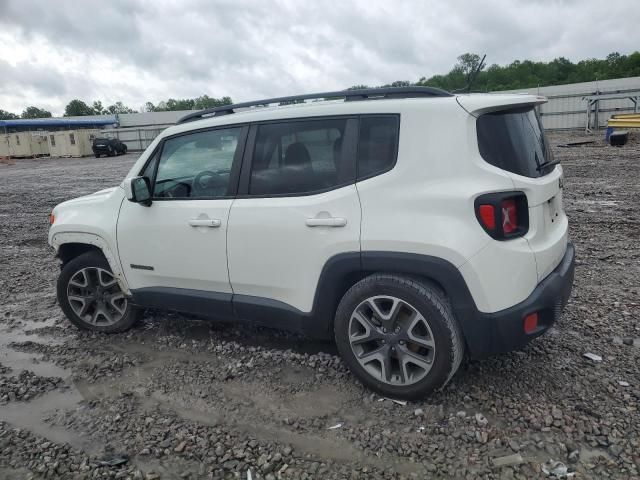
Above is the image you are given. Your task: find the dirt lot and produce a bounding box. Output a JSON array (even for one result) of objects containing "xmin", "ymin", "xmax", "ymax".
[{"xmin": 0, "ymin": 133, "xmax": 639, "ymax": 480}]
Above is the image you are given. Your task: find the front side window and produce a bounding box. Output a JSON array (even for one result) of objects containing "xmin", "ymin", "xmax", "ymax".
[
  {"xmin": 152, "ymin": 127, "xmax": 241, "ymax": 199},
  {"xmin": 249, "ymin": 119, "xmax": 349, "ymax": 195},
  {"xmin": 357, "ymin": 115, "xmax": 399, "ymax": 179}
]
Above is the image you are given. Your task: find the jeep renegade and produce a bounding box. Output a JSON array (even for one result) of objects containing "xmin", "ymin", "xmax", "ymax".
[{"xmin": 49, "ymin": 87, "xmax": 575, "ymax": 399}]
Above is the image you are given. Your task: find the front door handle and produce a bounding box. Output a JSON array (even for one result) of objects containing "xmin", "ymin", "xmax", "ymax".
[
  {"xmin": 189, "ymin": 218, "xmax": 221, "ymax": 228},
  {"xmin": 305, "ymin": 217, "xmax": 347, "ymax": 227}
]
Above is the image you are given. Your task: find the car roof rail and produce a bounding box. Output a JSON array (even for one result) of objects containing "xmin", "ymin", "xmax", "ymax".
[{"xmin": 177, "ymin": 86, "xmax": 452, "ymax": 124}]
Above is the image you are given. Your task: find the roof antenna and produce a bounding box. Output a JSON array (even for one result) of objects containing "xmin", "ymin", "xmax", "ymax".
[{"xmin": 453, "ymin": 54, "xmax": 486, "ymax": 93}]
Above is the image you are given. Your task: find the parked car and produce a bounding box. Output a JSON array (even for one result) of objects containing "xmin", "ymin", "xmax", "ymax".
[
  {"xmin": 92, "ymin": 137, "xmax": 127, "ymax": 157},
  {"xmin": 48, "ymin": 87, "xmax": 575, "ymax": 399}
]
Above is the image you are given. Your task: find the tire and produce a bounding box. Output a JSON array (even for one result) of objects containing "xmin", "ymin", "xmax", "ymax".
[
  {"xmin": 122, "ymin": 145, "xmax": 127, "ymax": 154},
  {"xmin": 94, "ymin": 152, "xmax": 100, "ymax": 158},
  {"xmin": 334, "ymin": 274, "xmax": 464, "ymax": 400},
  {"xmin": 107, "ymin": 147, "xmax": 114, "ymax": 157},
  {"xmin": 57, "ymin": 251, "xmax": 139, "ymax": 333}
]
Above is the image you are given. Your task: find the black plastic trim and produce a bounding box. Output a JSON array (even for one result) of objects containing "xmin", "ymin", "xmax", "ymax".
[
  {"xmin": 178, "ymin": 87, "xmax": 452, "ymax": 124},
  {"xmin": 472, "ymin": 242, "xmax": 575, "ymax": 356},
  {"xmin": 127, "ymin": 247, "xmax": 574, "ymax": 356},
  {"xmin": 130, "ymin": 264, "xmax": 154, "ymax": 271},
  {"xmin": 130, "ymin": 287, "xmax": 234, "ymax": 319}
]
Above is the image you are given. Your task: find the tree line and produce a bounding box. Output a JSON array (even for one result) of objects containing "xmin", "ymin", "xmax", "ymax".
[
  {"xmin": 1, "ymin": 51, "xmax": 639, "ymax": 120},
  {"xmin": 0, "ymin": 95, "xmax": 233, "ymax": 120},
  {"xmin": 375, "ymin": 51, "xmax": 640, "ymax": 92}
]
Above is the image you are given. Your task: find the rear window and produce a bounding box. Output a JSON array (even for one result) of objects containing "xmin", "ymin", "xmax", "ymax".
[{"xmin": 477, "ymin": 107, "xmax": 554, "ymax": 177}]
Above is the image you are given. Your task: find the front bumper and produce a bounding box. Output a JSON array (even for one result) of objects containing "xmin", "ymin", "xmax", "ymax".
[{"xmin": 467, "ymin": 242, "xmax": 575, "ymax": 357}]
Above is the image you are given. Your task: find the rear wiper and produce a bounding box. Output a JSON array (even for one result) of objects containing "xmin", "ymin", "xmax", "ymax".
[{"xmin": 536, "ymin": 158, "xmax": 561, "ymax": 171}]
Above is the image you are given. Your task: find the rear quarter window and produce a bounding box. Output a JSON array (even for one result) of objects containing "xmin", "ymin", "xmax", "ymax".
[
  {"xmin": 357, "ymin": 115, "xmax": 399, "ymax": 180},
  {"xmin": 477, "ymin": 107, "xmax": 554, "ymax": 178}
]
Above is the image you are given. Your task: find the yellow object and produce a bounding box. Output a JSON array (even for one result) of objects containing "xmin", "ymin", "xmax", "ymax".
[{"xmin": 608, "ymin": 113, "xmax": 640, "ymax": 128}]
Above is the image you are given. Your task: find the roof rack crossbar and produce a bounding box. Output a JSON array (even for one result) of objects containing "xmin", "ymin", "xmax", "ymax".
[{"xmin": 177, "ymin": 86, "xmax": 452, "ymax": 124}]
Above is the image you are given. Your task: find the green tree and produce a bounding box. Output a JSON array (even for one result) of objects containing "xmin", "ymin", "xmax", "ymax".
[
  {"xmin": 21, "ymin": 106, "xmax": 52, "ymax": 118},
  {"xmin": 457, "ymin": 53, "xmax": 483, "ymax": 76},
  {"xmin": 0, "ymin": 109, "xmax": 19, "ymax": 120},
  {"xmin": 64, "ymin": 99, "xmax": 96, "ymax": 117},
  {"xmin": 92, "ymin": 101, "xmax": 105, "ymax": 115},
  {"xmin": 414, "ymin": 51, "xmax": 640, "ymax": 92},
  {"xmin": 151, "ymin": 96, "xmax": 233, "ymax": 111},
  {"xmin": 383, "ymin": 80, "xmax": 412, "ymax": 88},
  {"xmin": 106, "ymin": 101, "xmax": 136, "ymax": 114},
  {"xmin": 193, "ymin": 95, "xmax": 232, "ymax": 110}
]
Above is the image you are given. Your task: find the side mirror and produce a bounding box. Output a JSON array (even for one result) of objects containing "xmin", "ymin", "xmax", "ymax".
[{"xmin": 124, "ymin": 176, "xmax": 152, "ymax": 206}]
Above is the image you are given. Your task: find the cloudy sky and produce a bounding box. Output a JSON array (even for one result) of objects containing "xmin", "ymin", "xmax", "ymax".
[{"xmin": 0, "ymin": 0, "xmax": 638, "ymax": 116}]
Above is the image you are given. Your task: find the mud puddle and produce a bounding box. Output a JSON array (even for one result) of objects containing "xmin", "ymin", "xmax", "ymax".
[
  {"xmin": 0, "ymin": 387, "xmax": 100, "ymax": 453},
  {"xmin": 0, "ymin": 318, "xmax": 69, "ymax": 378}
]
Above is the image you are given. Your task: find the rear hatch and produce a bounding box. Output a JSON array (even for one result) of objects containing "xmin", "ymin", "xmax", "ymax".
[{"xmin": 458, "ymin": 95, "xmax": 568, "ymax": 281}]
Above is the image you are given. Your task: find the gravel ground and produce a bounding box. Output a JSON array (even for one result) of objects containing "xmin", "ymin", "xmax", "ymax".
[{"xmin": 0, "ymin": 133, "xmax": 638, "ymax": 479}]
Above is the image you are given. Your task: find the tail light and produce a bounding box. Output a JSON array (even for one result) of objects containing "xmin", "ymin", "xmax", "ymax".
[
  {"xmin": 475, "ymin": 192, "xmax": 528, "ymax": 240},
  {"xmin": 501, "ymin": 199, "xmax": 517, "ymax": 234},
  {"xmin": 523, "ymin": 312, "xmax": 539, "ymax": 334}
]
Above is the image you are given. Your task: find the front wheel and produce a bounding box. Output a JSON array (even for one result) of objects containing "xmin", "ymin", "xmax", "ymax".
[
  {"xmin": 57, "ymin": 251, "xmax": 139, "ymax": 333},
  {"xmin": 334, "ymin": 274, "xmax": 464, "ymax": 400}
]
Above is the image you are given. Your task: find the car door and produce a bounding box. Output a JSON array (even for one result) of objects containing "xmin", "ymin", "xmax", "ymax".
[
  {"xmin": 227, "ymin": 117, "xmax": 361, "ymax": 320},
  {"xmin": 117, "ymin": 125, "xmax": 247, "ymax": 315}
]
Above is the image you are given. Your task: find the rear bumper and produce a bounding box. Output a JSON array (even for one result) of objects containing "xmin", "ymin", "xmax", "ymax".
[{"xmin": 465, "ymin": 242, "xmax": 575, "ymax": 357}]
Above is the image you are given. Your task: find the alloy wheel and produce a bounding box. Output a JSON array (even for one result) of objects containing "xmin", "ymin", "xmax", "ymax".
[
  {"xmin": 348, "ymin": 295, "xmax": 436, "ymax": 386},
  {"xmin": 66, "ymin": 267, "xmax": 127, "ymax": 326}
]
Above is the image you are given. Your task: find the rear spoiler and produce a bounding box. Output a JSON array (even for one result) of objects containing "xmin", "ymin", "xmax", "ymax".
[{"xmin": 456, "ymin": 94, "xmax": 547, "ymax": 117}]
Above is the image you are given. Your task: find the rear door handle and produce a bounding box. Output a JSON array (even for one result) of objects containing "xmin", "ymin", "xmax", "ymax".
[
  {"xmin": 305, "ymin": 217, "xmax": 347, "ymax": 227},
  {"xmin": 188, "ymin": 218, "xmax": 221, "ymax": 228}
]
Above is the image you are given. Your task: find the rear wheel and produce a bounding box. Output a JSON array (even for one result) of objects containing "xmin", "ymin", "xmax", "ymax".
[
  {"xmin": 94, "ymin": 152, "xmax": 100, "ymax": 158},
  {"xmin": 57, "ymin": 251, "xmax": 139, "ymax": 333},
  {"xmin": 334, "ymin": 274, "xmax": 464, "ymax": 400}
]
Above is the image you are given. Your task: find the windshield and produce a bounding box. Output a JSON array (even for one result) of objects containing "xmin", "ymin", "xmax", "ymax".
[{"xmin": 477, "ymin": 107, "xmax": 555, "ymax": 177}]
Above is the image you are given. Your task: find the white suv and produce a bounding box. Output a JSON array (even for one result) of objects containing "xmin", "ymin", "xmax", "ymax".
[{"xmin": 49, "ymin": 87, "xmax": 575, "ymax": 399}]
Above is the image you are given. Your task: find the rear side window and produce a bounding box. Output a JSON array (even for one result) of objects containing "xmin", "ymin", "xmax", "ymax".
[
  {"xmin": 357, "ymin": 115, "xmax": 399, "ymax": 179},
  {"xmin": 477, "ymin": 107, "xmax": 554, "ymax": 178},
  {"xmin": 249, "ymin": 119, "xmax": 349, "ymax": 195}
]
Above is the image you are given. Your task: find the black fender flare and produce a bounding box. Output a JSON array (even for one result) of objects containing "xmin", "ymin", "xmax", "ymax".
[{"xmin": 309, "ymin": 251, "xmax": 482, "ymax": 353}]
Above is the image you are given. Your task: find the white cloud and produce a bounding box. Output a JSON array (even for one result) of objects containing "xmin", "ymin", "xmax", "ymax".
[{"xmin": 0, "ymin": 0, "xmax": 638, "ymax": 115}]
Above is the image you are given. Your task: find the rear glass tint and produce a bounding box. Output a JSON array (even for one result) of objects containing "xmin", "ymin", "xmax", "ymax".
[
  {"xmin": 477, "ymin": 107, "xmax": 554, "ymax": 177},
  {"xmin": 357, "ymin": 116, "xmax": 399, "ymax": 179}
]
